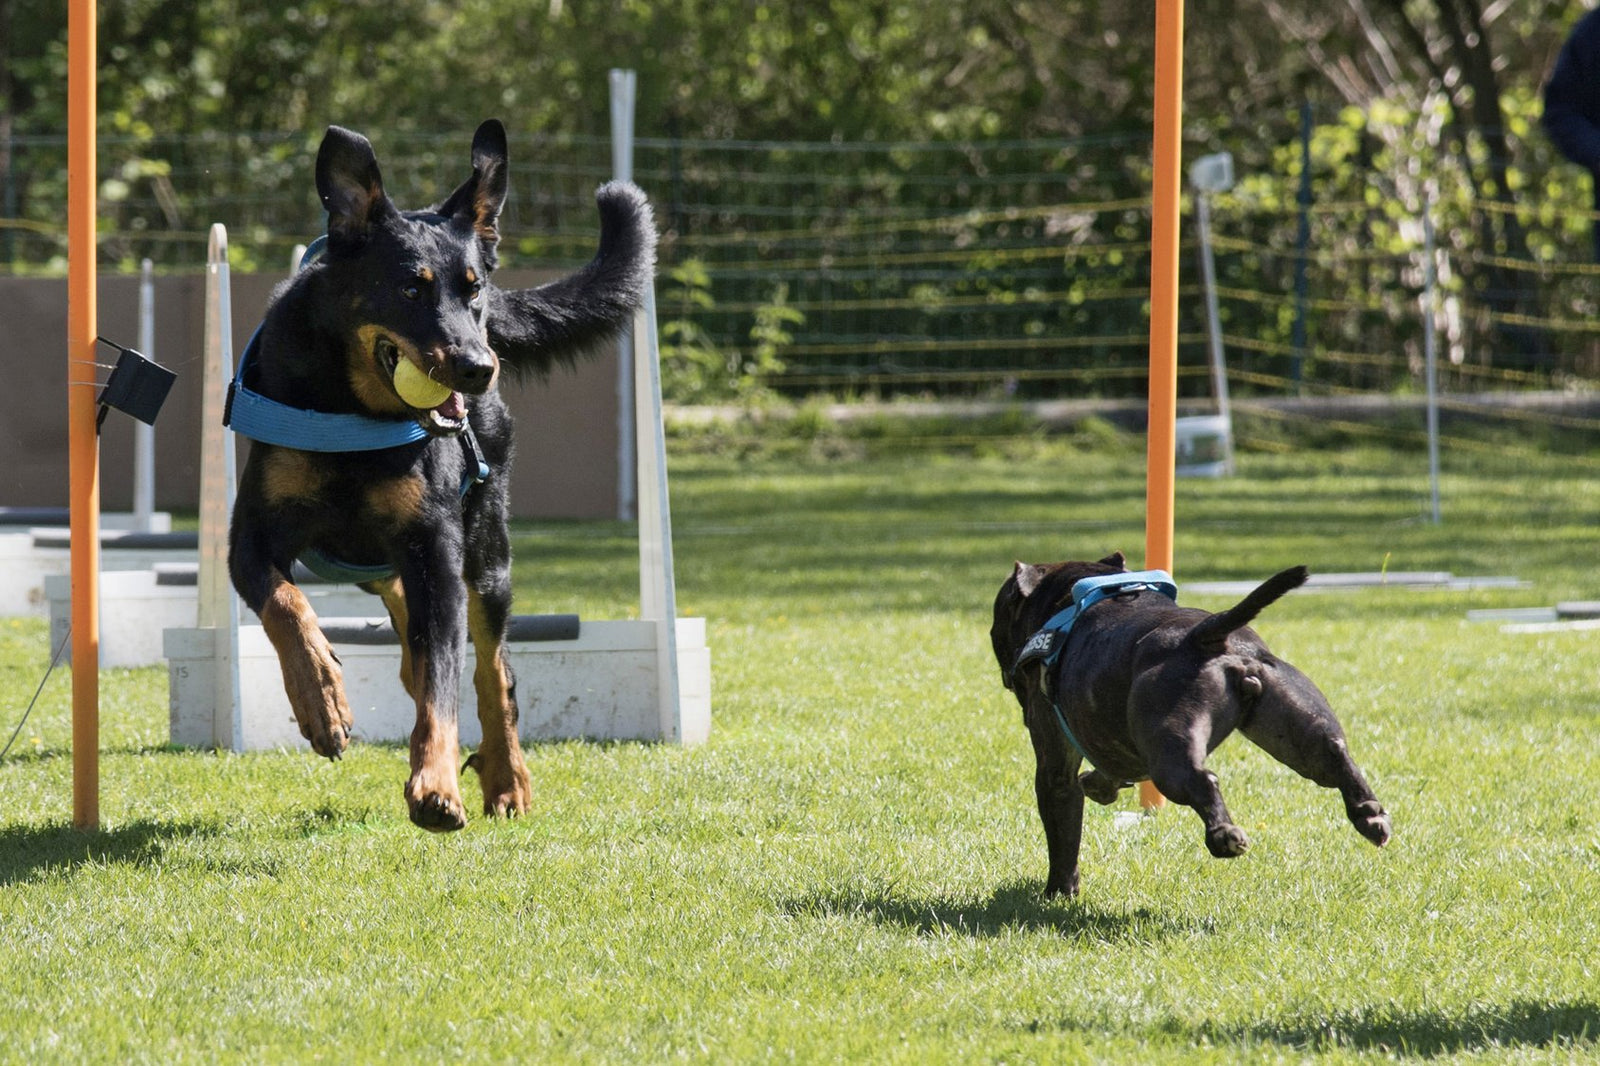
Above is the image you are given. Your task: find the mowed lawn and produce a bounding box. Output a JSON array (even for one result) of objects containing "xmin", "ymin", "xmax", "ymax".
[{"xmin": 1, "ymin": 435, "xmax": 1597, "ymax": 1063}]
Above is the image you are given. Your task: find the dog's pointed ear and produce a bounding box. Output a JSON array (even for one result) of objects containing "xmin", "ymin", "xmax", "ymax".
[
  {"xmin": 1013, "ymin": 561, "xmax": 1048, "ymax": 598},
  {"xmin": 1097, "ymin": 551, "xmax": 1127, "ymax": 570},
  {"xmin": 316, "ymin": 126, "xmax": 395, "ymax": 251},
  {"xmin": 438, "ymin": 119, "xmax": 510, "ymax": 260}
]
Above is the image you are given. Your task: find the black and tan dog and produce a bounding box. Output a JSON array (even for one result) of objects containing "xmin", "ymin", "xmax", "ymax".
[
  {"xmin": 227, "ymin": 120, "xmax": 655, "ymax": 831},
  {"xmin": 991, "ymin": 552, "xmax": 1391, "ymax": 897}
]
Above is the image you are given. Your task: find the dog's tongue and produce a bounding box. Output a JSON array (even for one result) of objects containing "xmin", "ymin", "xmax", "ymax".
[{"xmin": 434, "ymin": 392, "xmax": 467, "ymax": 421}]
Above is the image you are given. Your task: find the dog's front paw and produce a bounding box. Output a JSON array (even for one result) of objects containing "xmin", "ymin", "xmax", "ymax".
[
  {"xmin": 406, "ymin": 762, "xmax": 466, "ymax": 832},
  {"xmin": 282, "ymin": 654, "xmax": 353, "ymax": 759},
  {"xmin": 1205, "ymin": 824, "xmax": 1250, "ymax": 858},
  {"xmin": 1348, "ymin": 800, "xmax": 1391, "ymax": 847},
  {"xmin": 305, "ymin": 714, "xmax": 352, "ymax": 760},
  {"xmin": 407, "ymin": 787, "xmax": 467, "ymax": 832}
]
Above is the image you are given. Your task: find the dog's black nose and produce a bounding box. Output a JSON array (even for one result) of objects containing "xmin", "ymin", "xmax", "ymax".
[{"xmin": 450, "ymin": 349, "xmax": 497, "ymax": 391}]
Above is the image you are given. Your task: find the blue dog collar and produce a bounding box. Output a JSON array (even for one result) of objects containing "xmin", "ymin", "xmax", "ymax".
[
  {"xmin": 224, "ymin": 326, "xmax": 433, "ymax": 452},
  {"xmin": 1013, "ymin": 570, "xmax": 1177, "ymax": 767}
]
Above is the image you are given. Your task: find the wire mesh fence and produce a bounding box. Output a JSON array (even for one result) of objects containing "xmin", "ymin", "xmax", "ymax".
[{"xmin": 3, "ymin": 127, "xmax": 1598, "ymax": 461}]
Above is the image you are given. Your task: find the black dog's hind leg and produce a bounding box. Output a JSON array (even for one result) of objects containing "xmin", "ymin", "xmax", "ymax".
[
  {"xmin": 1237, "ymin": 663, "xmax": 1391, "ymax": 847},
  {"xmin": 1136, "ymin": 688, "xmax": 1250, "ymax": 857},
  {"xmin": 460, "ymin": 520, "xmax": 532, "ymax": 818},
  {"xmin": 1027, "ymin": 708, "xmax": 1087, "ymax": 898}
]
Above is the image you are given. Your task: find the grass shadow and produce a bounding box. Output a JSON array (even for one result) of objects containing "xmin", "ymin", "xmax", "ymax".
[
  {"xmin": 783, "ymin": 878, "xmax": 1206, "ymax": 943},
  {"xmin": 1208, "ymin": 999, "xmax": 1600, "ymax": 1058},
  {"xmin": 0, "ymin": 817, "xmax": 218, "ymax": 886}
]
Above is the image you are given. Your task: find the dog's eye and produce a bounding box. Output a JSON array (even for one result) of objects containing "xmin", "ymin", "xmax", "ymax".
[
  {"xmin": 400, "ymin": 283, "xmax": 423, "ymax": 301},
  {"xmin": 468, "ymin": 282, "xmax": 484, "ymax": 307}
]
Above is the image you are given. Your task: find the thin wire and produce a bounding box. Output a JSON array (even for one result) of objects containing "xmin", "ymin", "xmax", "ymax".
[{"xmin": 0, "ymin": 621, "xmax": 71, "ymax": 760}]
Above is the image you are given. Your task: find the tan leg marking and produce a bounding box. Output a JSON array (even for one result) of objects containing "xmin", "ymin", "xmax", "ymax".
[
  {"xmin": 404, "ymin": 650, "xmax": 466, "ymax": 832},
  {"xmin": 465, "ymin": 590, "xmax": 532, "ymax": 818},
  {"xmin": 258, "ymin": 570, "xmax": 352, "ymax": 758},
  {"xmin": 366, "ymin": 575, "xmax": 415, "ymax": 698}
]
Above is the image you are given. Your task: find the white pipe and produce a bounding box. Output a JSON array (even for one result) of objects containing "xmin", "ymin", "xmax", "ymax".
[
  {"xmin": 1422, "ymin": 198, "xmax": 1442, "ymax": 525},
  {"xmin": 133, "ymin": 258, "xmax": 156, "ymax": 530},
  {"xmin": 1195, "ymin": 193, "xmax": 1233, "ymax": 472},
  {"xmin": 610, "ymin": 68, "xmax": 638, "ymax": 522}
]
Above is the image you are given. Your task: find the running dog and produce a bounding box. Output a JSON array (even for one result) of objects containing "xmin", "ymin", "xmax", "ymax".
[
  {"xmin": 227, "ymin": 120, "xmax": 656, "ymax": 830},
  {"xmin": 990, "ymin": 553, "xmax": 1390, "ymax": 897}
]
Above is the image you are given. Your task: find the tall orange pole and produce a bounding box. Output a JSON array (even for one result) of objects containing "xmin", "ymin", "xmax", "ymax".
[
  {"xmin": 68, "ymin": 0, "xmax": 100, "ymax": 829},
  {"xmin": 1141, "ymin": 0, "xmax": 1185, "ymax": 810}
]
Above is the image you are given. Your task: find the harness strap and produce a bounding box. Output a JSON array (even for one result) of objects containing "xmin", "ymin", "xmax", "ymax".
[
  {"xmin": 459, "ymin": 423, "xmax": 490, "ymax": 496},
  {"xmin": 298, "ymin": 430, "xmax": 490, "ymax": 584},
  {"xmin": 1014, "ymin": 570, "xmax": 1178, "ymax": 768}
]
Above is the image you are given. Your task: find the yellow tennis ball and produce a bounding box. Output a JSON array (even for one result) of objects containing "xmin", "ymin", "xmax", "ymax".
[{"xmin": 392, "ymin": 358, "xmax": 453, "ymax": 408}]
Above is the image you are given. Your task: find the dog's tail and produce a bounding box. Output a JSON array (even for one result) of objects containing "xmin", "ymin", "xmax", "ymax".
[
  {"xmin": 487, "ymin": 181, "xmax": 658, "ymax": 375},
  {"xmin": 1188, "ymin": 566, "xmax": 1308, "ymax": 653}
]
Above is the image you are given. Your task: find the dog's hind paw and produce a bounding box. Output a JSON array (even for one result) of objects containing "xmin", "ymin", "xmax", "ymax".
[
  {"xmin": 1205, "ymin": 824, "xmax": 1250, "ymax": 858},
  {"xmin": 1349, "ymin": 800, "xmax": 1391, "ymax": 847}
]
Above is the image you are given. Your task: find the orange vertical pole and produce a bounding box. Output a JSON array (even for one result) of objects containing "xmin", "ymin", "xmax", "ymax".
[
  {"xmin": 68, "ymin": 0, "xmax": 100, "ymax": 829},
  {"xmin": 1141, "ymin": 0, "xmax": 1185, "ymax": 810}
]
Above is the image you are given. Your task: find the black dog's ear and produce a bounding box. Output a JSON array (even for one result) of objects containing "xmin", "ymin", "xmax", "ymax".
[
  {"xmin": 1013, "ymin": 561, "xmax": 1048, "ymax": 598},
  {"xmin": 437, "ymin": 119, "xmax": 510, "ymax": 261},
  {"xmin": 1097, "ymin": 551, "xmax": 1127, "ymax": 570},
  {"xmin": 316, "ymin": 126, "xmax": 395, "ymax": 250}
]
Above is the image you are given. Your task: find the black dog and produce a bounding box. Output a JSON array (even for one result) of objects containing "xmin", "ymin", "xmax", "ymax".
[
  {"xmin": 227, "ymin": 120, "xmax": 655, "ymax": 831},
  {"xmin": 991, "ymin": 552, "xmax": 1390, "ymax": 897}
]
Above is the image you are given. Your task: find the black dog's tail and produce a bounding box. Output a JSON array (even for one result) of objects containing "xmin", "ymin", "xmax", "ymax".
[
  {"xmin": 486, "ymin": 181, "xmax": 658, "ymax": 375},
  {"xmin": 1189, "ymin": 566, "xmax": 1309, "ymax": 652}
]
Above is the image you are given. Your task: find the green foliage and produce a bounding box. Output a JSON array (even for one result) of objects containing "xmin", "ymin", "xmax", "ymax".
[
  {"xmin": 658, "ymin": 259, "xmax": 803, "ymax": 405},
  {"xmin": 658, "ymin": 259, "xmax": 724, "ymax": 403},
  {"xmin": 5, "ymin": 1, "xmax": 1598, "ymax": 393}
]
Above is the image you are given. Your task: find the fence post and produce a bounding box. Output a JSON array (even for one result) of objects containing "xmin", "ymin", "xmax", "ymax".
[
  {"xmin": 1292, "ymin": 100, "xmax": 1313, "ymax": 394},
  {"xmin": 610, "ymin": 68, "xmax": 639, "ymax": 522},
  {"xmin": 1422, "ymin": 195, "xmax": 1442, "ymax": 524},
  {"xmin": 1191, "ymin": 152, "xmax": 1235, "ymax": 473}
]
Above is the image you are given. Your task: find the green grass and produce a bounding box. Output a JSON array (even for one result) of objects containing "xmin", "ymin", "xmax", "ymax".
[{"xmin": 2, "ymin": 437, "xmax": 1598, "ymax": 1063}]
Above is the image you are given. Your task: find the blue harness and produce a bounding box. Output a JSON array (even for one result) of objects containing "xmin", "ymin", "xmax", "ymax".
[
  {"xmin": 1013, "ymin": 570, "xmax": 1178, "ymax": 765},
  {"xmin": 222, "ymin": 236, "xmax": 491, "ymax": 583}
]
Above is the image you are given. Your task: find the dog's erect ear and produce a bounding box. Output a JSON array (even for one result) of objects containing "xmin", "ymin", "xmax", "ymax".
[
  {"xmin": 1097, "ymin": 551, "xmax": 1127, "ymax": 570},
  {"xmin": 437, "ymin": 119, "xmax": 510, "ymax": 256},
  {"xmin": 1013, "ymin": 561, "xmax": 1048, "ymax": 598},
  {"xmin": 316, "ymin": 126, "xmax": 395, "ymax": 250}
]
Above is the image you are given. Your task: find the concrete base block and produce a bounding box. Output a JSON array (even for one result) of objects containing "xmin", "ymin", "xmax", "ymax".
[
  {"xmin": 164, "ymin": 617, "xmax": 710, "ymax": 750},
  {"xmin": 0, "ymin": 530, "xmax": 197, "ymax": 617},
  {"xmin": 44, "ymin": 570, "xmax": 375, "ymax": 667}
]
